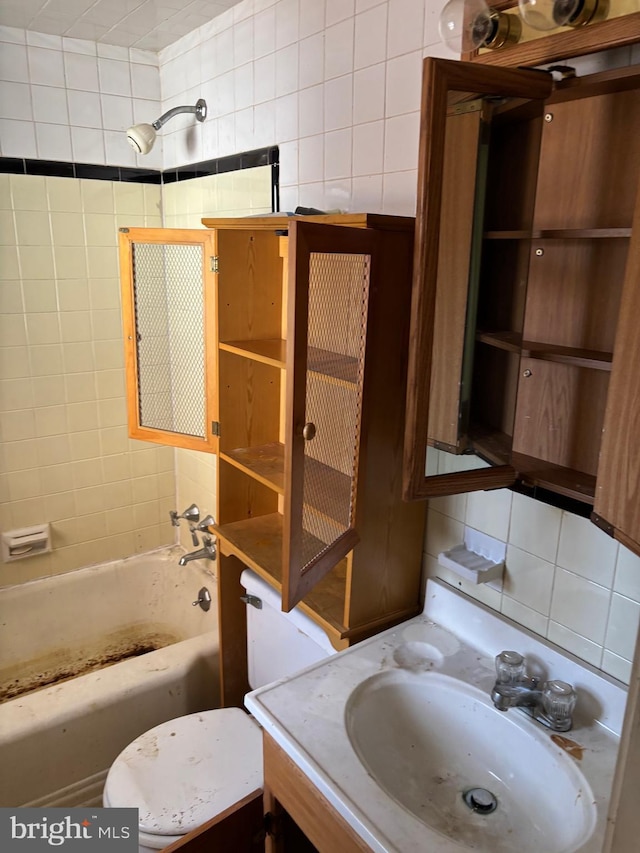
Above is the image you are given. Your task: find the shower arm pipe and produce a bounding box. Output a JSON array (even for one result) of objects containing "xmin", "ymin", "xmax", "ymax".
[{"xmin": 152, "ymin": 99, "xmax": 207, "ymax": 130}]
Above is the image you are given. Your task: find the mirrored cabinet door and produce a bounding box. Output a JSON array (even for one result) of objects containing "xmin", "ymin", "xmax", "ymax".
[{"xmin": 404, "ymin": 56, "xmax": 640, "ymax": 516}]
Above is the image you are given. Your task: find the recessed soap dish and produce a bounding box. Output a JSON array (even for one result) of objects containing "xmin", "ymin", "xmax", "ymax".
[{"xmin": 438, "ymin": 526, "xmax": 505, "ymax": 585}]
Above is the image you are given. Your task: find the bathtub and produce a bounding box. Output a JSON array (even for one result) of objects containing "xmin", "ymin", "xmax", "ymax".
[{"xmin": 0, "ymin": 547, "xmax": 219, "ymax": 808}]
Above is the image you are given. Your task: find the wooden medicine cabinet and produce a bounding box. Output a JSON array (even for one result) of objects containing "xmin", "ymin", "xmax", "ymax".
[{"xmin": 403, "ymin": 55, "xmax": 640, "ymax": 558}]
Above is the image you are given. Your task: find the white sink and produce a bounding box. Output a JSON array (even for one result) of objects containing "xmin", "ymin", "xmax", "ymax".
[
  {"xmin": 345, "ymin": 669, "xmax": 596, "ymax": 853},
  {"xmin": 246, "ymin": 579, "xmax": 624, "ymax": 853}
]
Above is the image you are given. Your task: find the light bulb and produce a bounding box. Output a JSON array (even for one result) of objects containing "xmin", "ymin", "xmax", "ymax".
[
  {"xmin": 438, "ymin": 0, "xmax": 495, "ymax": 53},
  {"xmin": 439, "ymin": 0, "xmax": 521, "ymax": 53},
  {"xmin": 518, "ymin": 0, "xmax": 581, "ymax": 30}
]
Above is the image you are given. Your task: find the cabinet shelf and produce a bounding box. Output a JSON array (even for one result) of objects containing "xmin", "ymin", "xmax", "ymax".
[
  {"xmin": 308, "ymin": 346, "xmax": 359, "ymax": 386},
  {"xmin": 219, "ymin": 339, "xmax": 286, "ymax": 369},
  {"xmin": 221, "ymin": 442, "xmax": 285, "ymax": 494},
  {"xmin": 213, "ymin": 512, "xmax": 348, "ymax": 636},
  {"xmin": 476, "ymin": 330, "xmax": 522, "ymax": 353},
  {"xmin": 476, "ymin": 330, "xmax": 613, "ymax": 371},
  {"xmin": 512, "ymin": 452, "xmax": 596, "ymax": 504},
  {"xmin": 303, "ymin": 458, "xmax": 353, "ymax": 525},
  {"xmin": 483, "ymin": 228, "xmax": 631, "ymax": 240}
]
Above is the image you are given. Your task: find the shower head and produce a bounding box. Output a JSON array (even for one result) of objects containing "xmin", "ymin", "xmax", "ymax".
[{"xmin": 126, "ymin": 98, "xmax": 207, "ymax": 155}]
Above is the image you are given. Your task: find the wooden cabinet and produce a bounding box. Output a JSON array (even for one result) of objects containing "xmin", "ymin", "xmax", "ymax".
[
  {"xmin": 120, "ymin": 213, "xmax": 426, "ymax": 705},
  {"xmin": 205, "ymin": 215, "xmax": 425, "ymax": 702},
  {"xmin": 262, "ymin": 733, "xmax": 368, "ymax": 853},
  {"xmin": 403, "ymin": 55, "xmax": 640, "ymax": 558}
]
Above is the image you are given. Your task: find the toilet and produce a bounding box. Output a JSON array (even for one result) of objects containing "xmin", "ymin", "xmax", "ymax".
[{"xmin": 103, "ymin": 569, "xmax": 336, "ymax": 852}]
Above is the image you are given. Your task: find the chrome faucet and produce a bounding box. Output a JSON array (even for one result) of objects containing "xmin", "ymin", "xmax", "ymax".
[
  {"xmin": 490, "ymin": 650, "xmax": 577, "ymax": 732},
  {"xmin": 178, "ymin": 535, "xmax": 217, "ymax": 565}
]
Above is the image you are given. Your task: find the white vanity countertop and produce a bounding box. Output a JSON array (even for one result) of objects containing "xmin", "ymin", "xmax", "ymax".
[{"xmin": 245, "ymin": 579, "xmax": 626, "ymax": 853}]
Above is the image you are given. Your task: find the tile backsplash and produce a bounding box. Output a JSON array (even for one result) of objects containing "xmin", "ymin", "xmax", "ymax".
[
  {"xmin": 424, "ymin": 452, "xmax": 640, "ymax": 684},
  {"xmin": 0, "ymin": 173, "xmax": 175, "ymax": 584}
]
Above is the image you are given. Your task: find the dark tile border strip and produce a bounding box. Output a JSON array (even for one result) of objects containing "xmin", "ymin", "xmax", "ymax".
[{"xmin": 0, "ymin": 146, "xmax": 280, "ymax": 208}]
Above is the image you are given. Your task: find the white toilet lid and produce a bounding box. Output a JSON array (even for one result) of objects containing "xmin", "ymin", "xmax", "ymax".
[{"xmin": 104, "ymin": 708, "xmax": 263, "ymax": 838}]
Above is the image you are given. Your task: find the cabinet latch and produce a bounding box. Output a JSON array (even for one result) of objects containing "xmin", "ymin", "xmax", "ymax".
[
  {"xmin": 211, "ymin": 421, "xmax": 220, "ymax": 436},
  {"xmin": 210, "ymin": 256, "xmax": 219, "ymax": 273}
]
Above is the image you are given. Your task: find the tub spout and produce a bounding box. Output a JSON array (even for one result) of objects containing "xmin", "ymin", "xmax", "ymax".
[{"xmin": 178, "ymin": 536, "xmax": 216, "ymax": 565}]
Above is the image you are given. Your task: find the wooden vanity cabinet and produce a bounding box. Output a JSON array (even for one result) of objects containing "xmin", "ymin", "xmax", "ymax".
[{"xmin": 404, "ymin": 56, "xmax": 640, "ymax": 558}]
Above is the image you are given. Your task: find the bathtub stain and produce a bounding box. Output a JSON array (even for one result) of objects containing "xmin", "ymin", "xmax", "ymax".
[{"xmin": 0, "ymin": 626, "xmax": 181, "ymax": 703}]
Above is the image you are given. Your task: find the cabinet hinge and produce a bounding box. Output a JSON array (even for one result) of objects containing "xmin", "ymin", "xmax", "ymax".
[
  {"xmin": 119, "ymin": 227, "xmax": 130, "ymax": 233},
  {"xmin": 210, "ymin": 256, "xmax": 219, "ymax": 273},
  {"xmin": 211, "ymin": 420, "xmax": 220, "ymax": 436}
]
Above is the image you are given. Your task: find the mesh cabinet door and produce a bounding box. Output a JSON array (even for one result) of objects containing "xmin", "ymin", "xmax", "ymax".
[
  {"xmin": 119, "ymin": 228, "xmax": 218, "ymax": 452},
  {"xmin": 283, "ymin": 221, "xmax": 376, "ymax": 610}
]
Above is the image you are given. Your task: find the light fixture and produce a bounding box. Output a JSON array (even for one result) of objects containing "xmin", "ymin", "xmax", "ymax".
[
  {"xmin": 126, "ymin": 98, "xmax": 207, "ymax": 155},
  {"xmin": 439, "ymin": 0, "xmax": 522, "ymax": 53},
  {"xmin": 518, "ymin": 0, "xmax": 609, "ymax": 30}
]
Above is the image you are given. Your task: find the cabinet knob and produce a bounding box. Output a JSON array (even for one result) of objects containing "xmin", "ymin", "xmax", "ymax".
[
  {"xmin": 302, "ymin": 422, "xmax": 316, "ymax": 441},
  {"xmin": 523, "ymin": 369, "xmax": 532, "ymax": 378}
]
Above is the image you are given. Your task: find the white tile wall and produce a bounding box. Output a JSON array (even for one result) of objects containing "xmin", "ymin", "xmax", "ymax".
[
  {"xmin": 424, "ymin": 451, "xmax": 640, "ymax": 684},
  {"xmin": 0, "ymin": 27, "xmax": 162, "ymax": 169},
  {"xmin": 157, "ymin": 0, "xmax": 451, "ymax": 213}
]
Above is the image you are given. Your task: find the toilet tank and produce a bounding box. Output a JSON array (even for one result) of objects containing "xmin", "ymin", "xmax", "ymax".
[{"xmin": 241, "ymin": 569, "xmax": 337, "ymax": 689}]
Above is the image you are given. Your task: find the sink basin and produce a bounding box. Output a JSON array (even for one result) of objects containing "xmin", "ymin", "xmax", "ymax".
[{"xmin": 345, "ymin": 669, "xmax": 596, "ymax": 853}]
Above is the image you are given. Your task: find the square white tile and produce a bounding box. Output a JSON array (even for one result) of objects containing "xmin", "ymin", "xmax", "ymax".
[
  {"xmin": 354, "ymin": 4, "xmax": 387, "ymax": 71},
  {"xmin": 604, "ymin": 593, "xmax": 640, "ymax": 661},
  {"xmin": 509, "ymin": 491, "xmax": 562, "ymax": 563},
  {"xmin": 386, "ymin": 0, "xmax": 425, "ymax": 58},
  {"xmin": 556, "ymin": 510, "xmax": 618, "ymax": 586},
  {"xmin": 550, "ymin": 568, "xmax": 611, "ymax": 646},
  {"xmin": 352, "ymin": 120, "xmax": 384, "ymax": 177},
  {"xmin": 353, "ymin": 63, "xmax": 385, "ymax": 125}
]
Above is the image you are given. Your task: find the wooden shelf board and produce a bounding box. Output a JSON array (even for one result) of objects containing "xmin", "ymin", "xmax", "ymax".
[
  {"xmin": 469, "ymin": 424, "xmax": 513, "ymax": 467},
  {"xmin": 476, "ymin": 332, "xmax": 613, "ymax": 370},
  {"xmin": 219, "ymin": 338, "xmax": 286, "ymax": 369},
  {"xmin": 522, "ymin": 341, "xmax": 613, "ymax": 371},
  {"xmin": 484, "ymin": 228, "xmax": 631, "ymax": 241},
  {"xmin": 476, "ymin": 330, "xmax": 522, "ymax": 354},
  {"xmin": 308, "ymin": 346, "xmax": 359, "ymax": 386},
  {"xmin": 484, "ymin": 230, "xmax": 532, "ymax": 240},
  {"xmin": 512, "ymin": 453, "xmax": 596, "ymax": 504},
  {"xmin": 304, "ymin": 457, "xmax": 353, "ymax": 525},
  {"xmin": 212, "ymin": 513, "xmax": 348, "ymax": 636},
  {"xmin": 221, "ymin": 442, "xmax": 285, "ymax": 494},
  {"xmin": 534, "ymin": 228, "xmax": 631, "ymax": 240}
]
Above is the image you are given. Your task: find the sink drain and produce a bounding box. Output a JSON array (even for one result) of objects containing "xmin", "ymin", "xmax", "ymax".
[{"xmin": 462, "ymin": 787, "xmax": 498, "ymax": 815}]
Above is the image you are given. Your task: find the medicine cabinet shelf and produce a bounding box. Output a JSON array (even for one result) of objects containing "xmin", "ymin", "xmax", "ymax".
[{"xmin": 476, "ymin": 331, "xmax": 613, "ymax": 370}]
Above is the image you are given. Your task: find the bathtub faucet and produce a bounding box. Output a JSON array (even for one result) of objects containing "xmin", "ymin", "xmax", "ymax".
[
  {"xmin": 491, "ymin": 650, "xmax": 577, "ymax": 732},
  {"xmin": 178, "ymin": 535, "xmax": 217, "ymax": 565}
]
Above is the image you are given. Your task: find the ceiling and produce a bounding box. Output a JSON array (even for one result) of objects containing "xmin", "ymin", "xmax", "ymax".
[{"xmin": 0, "ymin": 0, "xmax": 246, "ymax": 52}]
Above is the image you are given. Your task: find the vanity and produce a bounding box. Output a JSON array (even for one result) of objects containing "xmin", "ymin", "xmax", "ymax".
[{"xmin": 246, "ymin": 579, "xmax": 625, "ymax": 853}]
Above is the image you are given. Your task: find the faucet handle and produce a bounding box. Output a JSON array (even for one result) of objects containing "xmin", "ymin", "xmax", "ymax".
[
  {"xmin": 542, "ymin": 680, "xmax": 577, "ymax": 728},
  {"xmin": 495, "ymin": 650, "xmax": 525, "ymax": 684}
]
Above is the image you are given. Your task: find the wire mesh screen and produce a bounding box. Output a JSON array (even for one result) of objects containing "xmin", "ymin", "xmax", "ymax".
[
  {"xmin": 132, "ymin": 242, "xmax": 206, "ymax": 437},
  {"xmin": 300, "ymin": 252, "xmax": 371, "ymax": 570}
]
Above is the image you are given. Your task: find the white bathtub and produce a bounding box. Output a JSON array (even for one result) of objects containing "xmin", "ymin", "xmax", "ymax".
[{"xmin": 0, "ymin": 547, "xmax": 219, "ymax": 808}]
